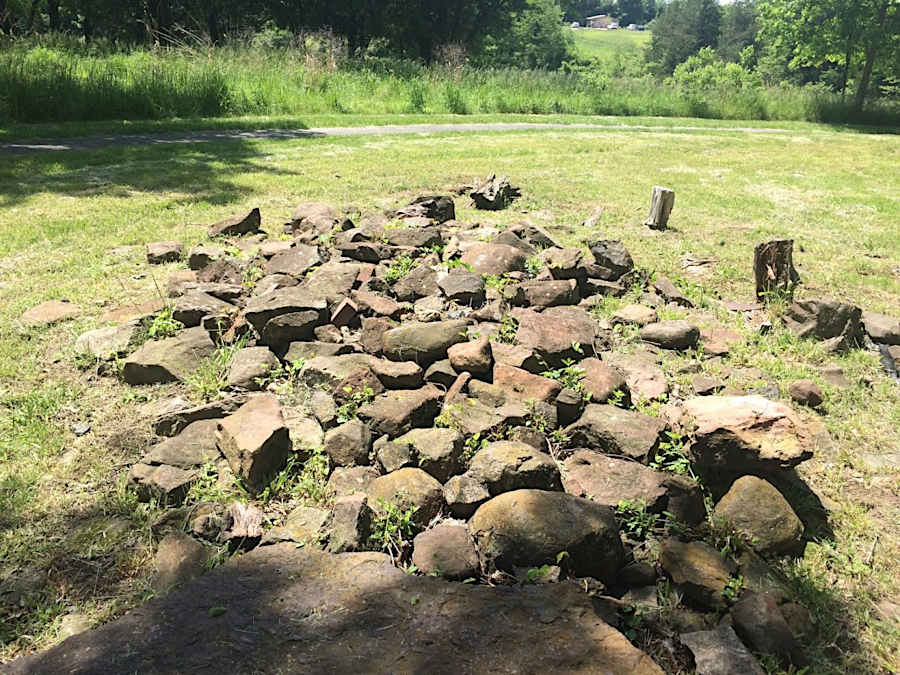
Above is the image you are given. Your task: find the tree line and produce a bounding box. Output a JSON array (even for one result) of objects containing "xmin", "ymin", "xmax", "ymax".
[{"xmin": 1, "ymin": 0, "xmax": 897, "ymax": 105}]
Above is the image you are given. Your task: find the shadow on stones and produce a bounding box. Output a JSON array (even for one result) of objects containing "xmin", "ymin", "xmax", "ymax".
[{"xmin": 3, "ymin": 545, "xmax": 634, "ymax": 675}]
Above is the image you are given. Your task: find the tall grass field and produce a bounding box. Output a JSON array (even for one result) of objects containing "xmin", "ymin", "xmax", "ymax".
[{"xmin": 0, "ymin": 38, "xmax": 898, "ymax": 127}]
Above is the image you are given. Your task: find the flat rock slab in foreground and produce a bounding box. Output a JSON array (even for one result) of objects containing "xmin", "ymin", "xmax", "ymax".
[{"xmin": 4, "ymin": 544, "xmax": 662, "ymax": 675}]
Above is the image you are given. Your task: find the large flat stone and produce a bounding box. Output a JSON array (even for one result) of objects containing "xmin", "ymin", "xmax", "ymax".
[
  {"xmin": 122, "ymin": 327, "xmax": 216, "ymax": 385},
  {"xmin": 4, "ymin": 545, "xmax": 663, "ymax": 674}
]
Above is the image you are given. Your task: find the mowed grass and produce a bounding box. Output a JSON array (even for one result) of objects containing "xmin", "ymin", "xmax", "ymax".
[
  {"xmin": 571, "ymin": 27, "xmax": 651, "ymax": 60},
  {"xmin": 1, "ymin": 124, "xmax": 900, "ymax": 671}
]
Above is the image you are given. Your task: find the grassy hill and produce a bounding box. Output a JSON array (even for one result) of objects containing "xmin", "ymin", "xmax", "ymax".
[{"xmin": 571, "ymin": 27, "xmax": 651, "ymax": 60}]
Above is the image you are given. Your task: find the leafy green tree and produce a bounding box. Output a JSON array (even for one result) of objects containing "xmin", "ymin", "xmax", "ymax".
[
  {"xmin": 718, "ymin": 0, "xmax": 759, "ymax": 63},
  {"xmin": 647, "ymin": 0, "xmax": 722, "ymax": 75},
  {"xmin": 758, "ymin": 0, "xmax": 900, "ymax": 106},
  {"xmin": 617, "ymin": 0, "xmax": 643, "ymax": 24},
  {"xmin": 489, "ymin": 0, "xmax": 574, "ymax": 69}
]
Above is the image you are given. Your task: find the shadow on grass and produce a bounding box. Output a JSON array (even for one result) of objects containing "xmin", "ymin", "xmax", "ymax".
[{"xmin": 0, "ymin": 138, "xmax": 308, "ymax": 209}]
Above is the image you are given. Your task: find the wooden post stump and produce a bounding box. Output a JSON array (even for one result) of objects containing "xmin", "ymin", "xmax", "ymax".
[
  {"xmin": 754, "ymin": 239, "xmax": 800, "ymax": 302},
  {"xmin": 645, "ymin": 186, "xmax": 675, "ymax": 230}
]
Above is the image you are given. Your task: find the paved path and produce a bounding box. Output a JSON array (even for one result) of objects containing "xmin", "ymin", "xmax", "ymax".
[{"xmin": 0, "ymin": 121, "xmax": 794, "ymax": 156}]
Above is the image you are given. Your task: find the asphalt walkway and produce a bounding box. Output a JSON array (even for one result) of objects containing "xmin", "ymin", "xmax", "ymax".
[{"xmin": 0, "ymin": 121, "xmax": 792, "ymax": 156}]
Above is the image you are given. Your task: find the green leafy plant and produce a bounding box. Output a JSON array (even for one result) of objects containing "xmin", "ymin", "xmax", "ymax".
[
  {"xmin": 723, "ymin": 575, "xmax": 744, "ymax": 603},
  {"xmin": 384, "ymin": 253, "xmax": 418, "ymax": 285},
  {"xmin": 615, "ymin": 499, "xmax": 659, "ymax": 540},
  {"xmin": 541, "ymin": 358, "xmax": 586, "ymax": 395},
  {"xmin": 524, "ymin": 564, "xmax": 554, "ymax": 584},
  {"xmin": 462, "ymin": 432, "xmax": 491, "ymax": 463},
  {"xmin": 482, "ymin": 274, "xmax": 511, "ymax": 291},
  {"xmin": 371, "ymin": 497, "xmax": 419, "ymax": 561},
  {"xmin": 496, "ymin": 315, "xmax": 519, "ymax": 345},
  {"xmin": 525, "ymin": 256, "xmax": 544, "ymax": 277},
  {"xmin": 185, "ymin": 335, "xmax": 250, "ymax": 401},
  {"xmin": 242, "ymin": 262, "xmax": 265, "ymax": 289},
  {"xmin": 147, "ymin": 305, "xmax": 183, "ymax": 339},
  {"xmin": 336, "ymin": 386, "xmax": 376, "ymax": 423},
  {"xmin": 254, "ymin": 358, "xmax": 306, "ymax": 389},
  {"xmin": 650, "ymin": 431, "xmax": 694, "ymax": 478}
]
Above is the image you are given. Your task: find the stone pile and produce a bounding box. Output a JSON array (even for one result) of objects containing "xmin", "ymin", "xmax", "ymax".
[{"xmin": 54, "ymin": 191, "xmax": 900, "ymax": 673}]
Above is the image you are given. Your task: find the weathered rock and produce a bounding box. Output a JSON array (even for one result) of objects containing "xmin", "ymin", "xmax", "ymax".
[
  {"xmin": 197, "ymin": 257, "xmax": 245, "ymax": 285},
  {"xmin": 151, "ymin": 532, "xmax": 210, "ymax": 595},
  {"xmin": 351, "ymin": 291, "xmax": 405, "ymax": 320},
  {"xmin": 100, "ymin": 298, "xmax": 166, "ymax": 322},
  {"xmin": 224, "ymin": 347, "xmax": 278, "ymax": 391},
  {"xmin": 143, "ymin": 420, "xmax": 220, "ymax": 470},
  {"xmin": 57, "ymin": 613, "xmax": 92, "ymax": 640},
  {"xmin": 20, "ymin": 300, "xmax": 83, "ymax": 327},
  {"xmin": 262, "ymin": 310, "xmax": 324, "ymax": 346},
  {"xmin": 187, "ymin": 245, "xmax": 225, "ymax": 270},
  {"xmin": 443, "ymin": 473, "xmax": 493, "ymax": 519},
  {"xmin": 300, "ymin": 354, "xmax": 377, "ymax": 388},
  {"xmin": 447, "ymin": 336, "xmax": 493, "ymax": 375},
  {"xmin": 395, "ymin": 195, "xmax": 456, "ymax": 223},
  {"xmin": 172, "ymin": 291, "xmax": 234, "ymax": 328},
  {"xmin": 75, "ymin": 322, "xmax": 139, "ymax": 359},
  {"xmin": 863, "ymin": 311, "xmax": 900, "ymax": 345},
  {"xmin": 612, "ymin": 305, "xmax": 658, "ymax": 327},
  {"xmin": 154, "ymin": 397, "xmax": 248, "ymax": 437},
  {"xmin": 220, "ymin": 500, "xmax": 265, "ymax": 549},
  {"xmin": 564, "ymin": 404, "xmax": 666, "ymax": 463},
  {"xmin": 783, "ymin": 299, "xmax": 862, "ymax": 350},
  {"xmin": 264, "ymin": 244, "xmax": 323, "ymax": 278},
  {"xmin": 604, "ymin": 351, "xmax": 669, "ymax": 401},
  {"xmin": 359, "ymin": 316, "xmax": 393, "ymax": 355},
  {"xmin": 424, "ymin": 359, "xmax": 459, "ymax": 388},
  {"xmin": 244, "ymin": 287, "xmax": 327, "ymax": 333},
  {"xmin": 208, "ymin": 208, "xmax": 261, "ymax": 237},
  {"xmin": 493, "ymin": 363, "xmax": 562, "ymax": 404},
  {"xmin": 562, "ymin": 452, "xmax": 669, "ymax": 512},
  {"xmin": 589, "ymin": 240, "xmax": 634, "ymax": 280},
  {"xmin": 378, "ymin": 428, "xmax": 466, "ymax": 482},
  {"xmin": 412, "ymin": 525, "xmax": 479, "ymax": 580},
  {"xmin": 262, "ymin": 506, "xmax": 329, "ymax": 546},
  {"xmin": 333, "ymin": 367, "xmax": 385, "ymax": 404},
  {"xmin": 468, "ymin": 441, "xmax": 563, "ymax": 496},
  {"xmin": 127, "ymin": 463, "xmax": 198, "ymax": 505},
  {"xmin": 382, "ymin": 319, "xmax": 469, "ymax": 365},
  {"xmin": 282, "ymin": 408, "xmax": 324, "ymax": 456},
  {"xmin": 147, "ymin": 241, "xmax": 184, "ymax": 264},
  {"xmin": 289, "ymin": 203, "xmax": 349, "ymax": 235},
  {"xmin": 369, "ymin": 359, "xmax": 424, "ymax": 389},
  {"xmin": 514, "ymin": 280, "xmax": 579, "ymax": 308},
  {"xmin": 123, "ymin": 327, "xmax": 216, "ymax": 385},
  {"xmin": 304, "ymin": 261, "xmax": 362, "ymax": 306},
  {"xmin": 789, "ymin": 379, "xmax": 824, "ymax": 408},
  {"xmin": 393, "ymin": 262, "xmax": 440, "ymax": 302},
  {"xmin": 641, "ymin": 320, "xmax": 700, "ymax": 351},
  {"xmin": 514, "ymin": 306, "xmax": 597, "ymax": 366},
  {"xmin": 681, "ymin": 624, "xmax": 766, "ymax": 675},
  {"xmin": 368, "ymin": 468, "xmax": 444, "ymax": 529},
  {"xmin": 714, "ymin": 476, "xmax": 804, "ymax": 555},
  {"xmin": 459, "ymin": 243, "xmax": 527, "ymax": 276},
  {"xmin": 469, "ymin": 176, "xmax": 521, "ymax": 210},
  {"xmin": 579, "ymin": 358, "xmax": 630, "ymax": 405},
  {"xmin": 538, "ymin": 247, "xmax": 584, "ymax": 281},
  {"xmin": 692, "ymin": 376, "xmax": 724, "ymax": 396},
  {"xmin": 490, "ymin": 341, "xmax": 543, "ymax": 374},
  {"xmin": 446, "ymin": 397, "xmax": 529, "ymax": 438},
  {"xmin": 358, "ymin": 385, "xmax": 443, "ymax": 438},
  {"xmin": 653, "ymin": 277, "xmax": 693, "ymax": 307},
  {"xmin": 326, "ymin": 466, "xmax": 380, "ymax": 500},
  {"xmin": 216, "ymin": 394, "xmax": 291, "ymax": 489},
  {"xmin": 437, "ymin": 269, "xmax": 485, "ymax": 306},
  {"xmin": 682, "ymin": 396, "xmax": 814, "ymax": 474},
  {"xmin": 657, "ymin": 539, "xmax": 738, "ymax": 609},
  {"xmin": 324, "ymin": 420, "xmax": 373, "ymax": 468},
  {"xmin": 491, "ymin": 229, "xmax": 535, "ymax": 254},
  {"xmin": 731, "ymin": 592, "xmax": 807, "ymax": 668},
  {"xmin": 469, "ymin": 490, "xmax": 623, "ymax": 583}
]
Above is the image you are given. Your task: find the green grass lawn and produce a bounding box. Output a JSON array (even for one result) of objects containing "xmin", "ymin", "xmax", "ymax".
[
  {"xmin": 2, "ymin": 123, "xmax": 900, "ymax": 672},
  {"xmin": 571, "ymin": 27, "xmax": 651, "ymax": 60}
]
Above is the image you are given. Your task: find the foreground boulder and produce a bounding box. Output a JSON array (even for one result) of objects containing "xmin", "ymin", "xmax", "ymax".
[
  {"xmin": 714, "ymin": 476, "xmax": 804, "ymax": 555},
  {"xmin": 122, "ymin": 327, "xmax": 216, "ymax": 385},
  {"xmin": 412, "ymin": 525, "xmax": 479, "ymax": 580},
  {"xmin": 4, "ymin": 545, "xmax": 663, "ymax": 675},
  {"xmin": 216, "ymin": 394, "xmax": 291, "ymax": 489},
  {"xmin": 682, "ymin": 396, "xmax": 813, "ymax": 476},
  {"xmin": 468, "ymin": 489, "xmax": 623, "ymax": 583},
  {"xmin": 658, "ymin": 539, "xmax": 738, "ymax": 609}
]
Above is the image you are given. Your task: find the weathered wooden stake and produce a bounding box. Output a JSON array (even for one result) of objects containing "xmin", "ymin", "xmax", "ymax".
[
  {"xmin": 645, "ymin": 186, "xmax": 675, "ymax": 230},
  {"xmin": 753, "ymin": 239, "xmax": 800, "ymax": 302}
]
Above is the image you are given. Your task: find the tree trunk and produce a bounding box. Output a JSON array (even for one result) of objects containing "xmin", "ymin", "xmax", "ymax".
[
  {"xmin": 841, "ymin": 41, "xmax": 851, "ymax": 97},
  {"xmin": 855, "ymin": 1, "xmax": 889, "ymax": 110},
  {"xmin": 753, "ymin": 239, "xmax": 800, "ymax": 302},
  {"xmin": 208, "ymin": 5, "xmax": 221, "ymax": 45},
  {"xmin": 47, "ymin": 0, "xmax": 60, "ymax": 31},
  {"xmin": 644, "ymin": 186, "xmax": 675, "ymax": 231}
]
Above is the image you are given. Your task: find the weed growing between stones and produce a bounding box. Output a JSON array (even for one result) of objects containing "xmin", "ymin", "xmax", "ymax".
[{"xmin": 371, "ymin": 498, "xmax": 419, "ymax": 563}]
